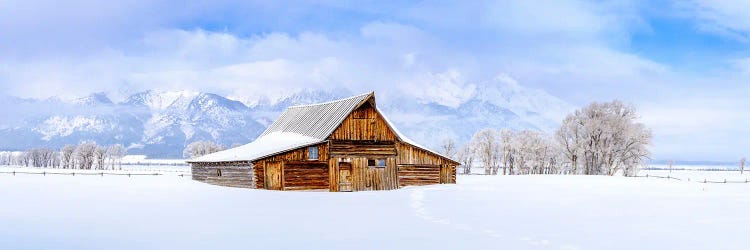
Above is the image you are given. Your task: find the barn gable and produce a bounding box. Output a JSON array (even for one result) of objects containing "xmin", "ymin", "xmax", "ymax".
[{"xmin": 328, "ymin": 98, "xmax": 398, "ymax": 142}]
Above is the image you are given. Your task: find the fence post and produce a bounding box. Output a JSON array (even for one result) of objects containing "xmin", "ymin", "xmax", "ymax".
[
  {"xmin": 704, "ymin": 178, "xmax": 706, "ymax": 183},
  {"xmin": 724, "ymin": 179, "xmax": 727, "ymax": 183}
]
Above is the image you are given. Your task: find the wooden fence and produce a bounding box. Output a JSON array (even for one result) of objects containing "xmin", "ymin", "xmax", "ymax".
[
  {"xmin": 0, "ymin": 171, "xmax": 191, "ymax": 177},
  {"xmin": 631, "ymin": 174, "xmax": 750, "ymax": 184}
]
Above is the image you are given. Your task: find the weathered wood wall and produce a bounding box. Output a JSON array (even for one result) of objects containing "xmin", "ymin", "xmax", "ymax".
[
  {"xmin": 283, "ymin": 163, "xmax": 329, "ymax": 191},
  {"xmin": 439, "ymin": 165, "xmax": 457, "ymax": 184},
  {"xmin": 396, "ymin": 142, "xmax": 454, "ymax": 166},
  {"xmin": 329, "ymin": 158, "xmax": 340, "ymax": 192},
  {"xmin": 329, "ymin": 157, "xmax": 398, "ymax": 191},
  {"xmin": 329, "ymin": 104, "xmax": 397, "ymax": 141},
  {"xmin": 191, "ymin": 162, "xmax": 253, "ymax": 188},
  {"xmin": 396, "ymin": 142, "xmax": 457, "ymax": 185},
  {"xmin": 250, "ymin": 143, "xmax": 330, "ymax": 191},
  {"xmin": 253, "ymin": 163, "xmax": 265, "ymax": 189},
  {"xmin": 398, "ymin": 165, "xmax": 440, "ymax": 187},
  {"xmin": 263, "ymin": 161, "xmax": 283, "ymax": 190},
  {"xmin": 329, "ymin": 141, "xmax": 396, "ymax": 158}
]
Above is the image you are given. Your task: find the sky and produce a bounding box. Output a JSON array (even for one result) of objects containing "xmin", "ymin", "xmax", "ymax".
[{"xmin": 1, "ymin": 0, "xmax": 749, "ymax": 161}]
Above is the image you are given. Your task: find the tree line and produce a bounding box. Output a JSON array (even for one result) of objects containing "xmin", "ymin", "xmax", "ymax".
[
  {"xmin": 0, "ymin": 142, "xmax": 127, "ymax": 170},
  {"xmin": 446, "ymin": 100, "xmax": 653, "ymax": 177}
]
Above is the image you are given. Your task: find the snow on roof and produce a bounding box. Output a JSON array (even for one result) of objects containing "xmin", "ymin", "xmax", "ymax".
[
  {"xmin": 188, "ymin": 132, "xmax": 322, "ymax": 163},
  {"xmin": 188, "ymin": 92, "xmax": 457, "ymax": 164}
]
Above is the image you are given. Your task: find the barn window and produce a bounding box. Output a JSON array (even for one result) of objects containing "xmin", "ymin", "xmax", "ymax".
[
  {"xmin": 216, "ymin": 169, "xmax": 222, "ymax": 177},
  {"xmin": 308, "ymin": 146, "xmax": 319, "ymax": 160},
  {"xmin": 368, "ymin": 159, "xmax": 386, "ymax": 168}
]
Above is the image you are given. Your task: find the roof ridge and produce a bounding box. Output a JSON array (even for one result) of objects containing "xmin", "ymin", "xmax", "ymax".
[{"xmin": 287, "ymin": 91, "xmax": 373, "ymax": 109}]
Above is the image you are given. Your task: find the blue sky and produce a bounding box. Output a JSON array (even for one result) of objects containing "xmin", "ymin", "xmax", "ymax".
[{"xmin": 1, "ymin": 0, "xmax": 750, "ymax": 161}]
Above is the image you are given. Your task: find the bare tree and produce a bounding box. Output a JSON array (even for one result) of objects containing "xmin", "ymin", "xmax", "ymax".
[
  {"xmin": 75, "ymin": 142, "xmax": 97, "ymax": 169},
  {"xmin": 471, "ymin": 129, "xmax": 501, "ymax": 175},
  {"xmin": 556, "ymin": 116, "xmax": 582, "ymax": 174},
  {"xmin": 441, "ymin": 138, "xmax": 457, "ymax": 160},
  {"xmin": 107, "ymin": 144, "xmax": 127, "ymax": 170},
  {"xmin": 500, "ymin": 129, "xmax": 515, "ymax": 175},
  {"xmin": 668, "ymin": 160, "xmax": 674, "ymax": 174},
  {"xmin": 455, "ymin": 143, "xmax": 475, "ymax": 175},
  {"xmin": 741, "ymin": 157, "xmax": 746, "ymax": 175},
  {"xmin": 94, "ymin": 146, "xmax": 108, "ymax": 170},
  {"xmin": 554, "ymin": 101, "xmax": 652, "ymax": 176},
  {"xmin": 183, "ymin": 141, "xmax": 224, "ymax": 159},
  {"xmin": 60, "ymin": 145, "xmax": 76, "ymax": 169}
]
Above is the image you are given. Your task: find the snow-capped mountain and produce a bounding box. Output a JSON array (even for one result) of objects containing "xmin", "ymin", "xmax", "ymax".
[
  {"xmin": 380, "ymin": 77, "xmax": 575, "ymax": 148},
  {"xmin": 0, "ymin": 82, "xmax": 574, "ymax": 158}
]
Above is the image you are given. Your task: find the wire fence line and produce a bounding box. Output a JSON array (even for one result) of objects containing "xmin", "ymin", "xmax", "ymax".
[
  {"xmin": 630, "ymin": 174, "xmax": 750, "ymax": 184},
  {"xmin": 0, "ymin": 171, "xmax": 191, "ymax": 178}
]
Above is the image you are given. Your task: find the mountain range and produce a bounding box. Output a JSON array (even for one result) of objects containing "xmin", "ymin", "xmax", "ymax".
[{"xmin": 0, "ymin": 80, "xmax": 574, "ymax": 158}]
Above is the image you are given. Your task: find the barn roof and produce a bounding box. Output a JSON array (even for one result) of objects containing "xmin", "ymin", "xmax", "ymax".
[
  {"xmin": 259, "ymin": 92, "xmax": 373, "ymax": 139},
  {"xmin": 188, "ymin": 92, "xmax": 456, "ymax": 164}
]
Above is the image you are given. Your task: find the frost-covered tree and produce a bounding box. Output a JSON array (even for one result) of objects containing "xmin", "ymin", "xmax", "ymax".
[
  {"xmin": 107, "ymin": 144, "xmax": 127, "ymax": 170},
  {"xmin": 499, "ymin": 130, "xmax": 561, "ymax": 175},
  {"xmin": 75, "ymin": 142, "xmax": 97, "ymax": 169},
  {"xmin": 441, "ymin": 138, "xmax": 457, "ymax": 160},
  {"xmin": 740, "ymin": 158, "xmax": 746, "ymax": 175},
  {"xmin": 183, "ymin": 141, "xmax": 224, "ymax": 159},
  {"xmin": 61, "ymin": 145, "xmax": 76, "ymax": 169},
  {"xmin": 455, "ymin": 143, "xmax": 475, "ymax": 175},
  {"xmin": 30, "ymin": 148, "xmax": 58, "ymax": 168},
  {"xmin": 555, "ymin": 101, "xmax": 652, "ymax": 176},
  {"xmin": 94, "ymin": 146, "xmax": 108, "ymax": 170},
  {"xmin": 471, "ymin": 129, "xmax": 501, "ymax": 175}
]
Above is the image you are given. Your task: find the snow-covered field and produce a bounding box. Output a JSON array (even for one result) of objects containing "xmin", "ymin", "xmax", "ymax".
[
  {"xmin": 1, "ymin": 169, "xmax": 749, "ymax": 250},
  {"xmin": 0, "ymin": 165, "xmax": 190, "ymax": 175}
]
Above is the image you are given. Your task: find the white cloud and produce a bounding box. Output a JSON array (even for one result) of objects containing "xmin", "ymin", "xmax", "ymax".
[{"xmin": 677, "ymin": 0, "xmax": 750, "ymax": 41}]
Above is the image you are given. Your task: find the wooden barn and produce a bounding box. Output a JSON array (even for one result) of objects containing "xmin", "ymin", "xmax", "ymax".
[{"xmin": 187, "ymin": 92, "xmax": 458, "ymax": 191}]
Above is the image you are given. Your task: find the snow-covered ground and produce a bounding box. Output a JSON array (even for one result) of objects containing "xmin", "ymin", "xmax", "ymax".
[
  {"xmin": 1, "ymin": 170, "xmax": 749, "ymax": 249},
  {"xmin": 0, "ymin": 165, "xmax": 190, "ymax": 175}
]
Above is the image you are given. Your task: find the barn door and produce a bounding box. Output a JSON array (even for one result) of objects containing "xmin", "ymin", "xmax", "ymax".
[
  {"xmin": 264, "ymin": 162, "xmax": 282, "ymax": 190},
  {"xmin": 339, "ymin": 162, "xmax": 353, "ymax": 192}
]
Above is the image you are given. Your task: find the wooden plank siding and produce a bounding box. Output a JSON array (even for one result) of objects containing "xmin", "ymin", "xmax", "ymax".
[
  {"xmin": 329, "ymin": 141, "xmax": 397, "ymax": 157},
  {"xmin": 191, "ymin": 162, "xmax": 253, "ymax": 188},
  {"xmin": 398, "ymin": 165, "xmax": 440, "ymax": 187},
  {"xmin": 328, "ymin": 104, "xmax": 397, "ymax": 142},
  {"xmin": 396, "ymin": 142, "xmax": 457, "ymax": 185},
  {"xmin": 328, "ymin": 158, "xmax": 340, "ymax": 192},
  {"xmin": 251, "ymin": 143, "xmax": 330, "ymax": 191},
  {"xmin": 283, "ymin": 163, "xmax": 329, "ymax": 191},
  {"xmin": 349, "ymin": 157, "xmax": 398, "ymax": 191}
]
